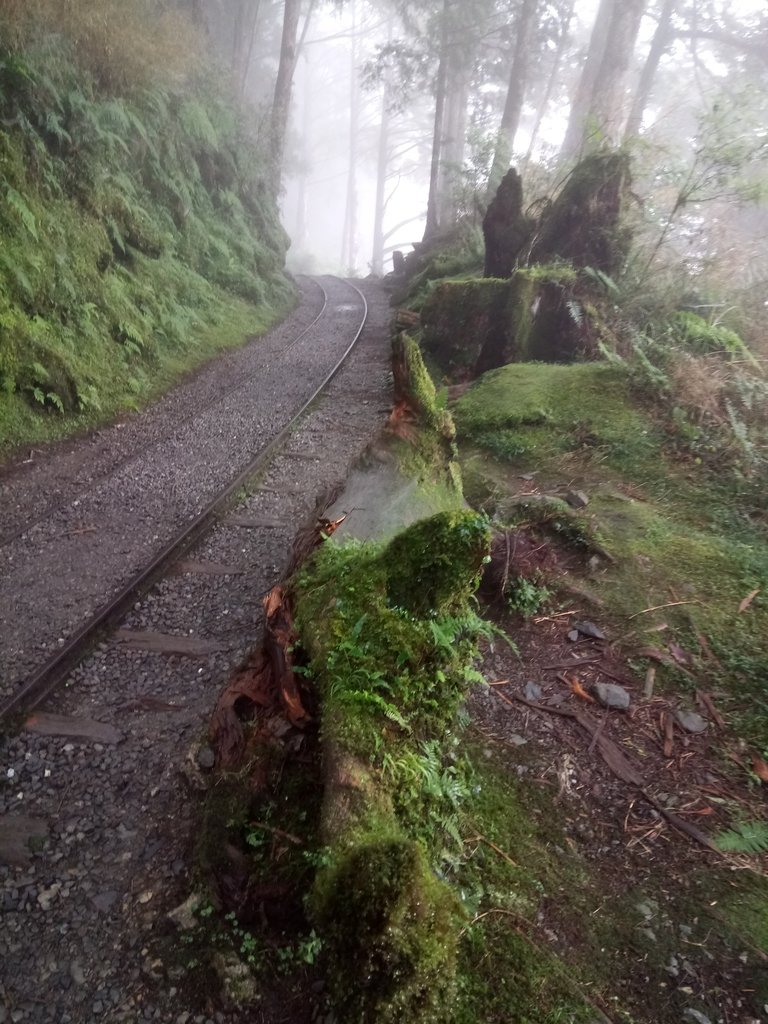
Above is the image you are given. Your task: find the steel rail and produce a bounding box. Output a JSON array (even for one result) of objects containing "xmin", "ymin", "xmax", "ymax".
[
  {"xmin": 0, "ymin": 276, "xmax": 330, "ymax": 549},
  {"xmin": 0, "ymin": 277, "xmax": 368, "ymax": 722}
]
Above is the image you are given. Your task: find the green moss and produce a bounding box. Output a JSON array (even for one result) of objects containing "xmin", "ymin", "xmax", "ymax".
[
  {"xmin": 314, "ymin": 836, "xmax": 460, "ymax": 1024},
  {"xmin": 384, "ymin": 510, "xmax": 491, "ymax": 616},
  {"xmin": 454, "ymin": 359, "xmax": 768, "ymax": 743},
  {"xmin": 421, "ymin": 279, "xmax": 510, "ymax": 373},
  {"xmin": 294, "ymin": 512, "xmax": 493, "ymax": 1021}
]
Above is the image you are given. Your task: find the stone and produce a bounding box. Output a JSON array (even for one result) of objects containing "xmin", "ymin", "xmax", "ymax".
[
  {"xmin": 523, "ymin": 681, "xmax": 542, "ymax": 702},
  {"xmin": 594, "ymin": 683, "xmax": 630, "ymax": 711},
  {"xmin": 508, "ymin": 735, "xmax": 528, "ymax": 747},
  {"xmin": 167, "ymin": 893, "xmax": 201, "ymax": 931},
  {"xmin": 565, "ymin": 489, "xmax": 590, "ymax": 510},
  {"xmin": 675, "ymin": 710, "xmax": 708, "ymax": 734},
  {"xmin": 683, "ymin": 1011, "xmax": 712, "ymax": 1024},
  {"xmin": 0, "ymin": 816, "xmax": 49, "ymax": 866},
  {"xmin": 567, "ymin": 630, "xmax": 580, "ymax": 642},
  {"xmin": 196, "ymin": 747, "xmax": 215, "ymax": 771},
  {"xmin": 91, "ymin": 891, "xmax": 119, "ymax": 914},
  {"xmin": 573, "ymin": 621, "xmax": 606, "ymax": 641}
]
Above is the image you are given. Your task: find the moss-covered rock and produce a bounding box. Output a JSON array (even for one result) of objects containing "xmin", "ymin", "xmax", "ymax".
[
  {"xmin": 421, "ymin": 279, "xmax": 510, "ymax": 374},
  {"xmin": 293, "ymin": 510, "xmax": 491, "ymax": 1023}
]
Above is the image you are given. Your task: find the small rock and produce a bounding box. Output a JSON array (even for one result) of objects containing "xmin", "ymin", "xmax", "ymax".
[
  {"xmin": 573, "ymin": 621, "xmax": 606, "ymax": 641},
  {"xmin": 167, "ymin": 893, "xmax": 201, "ymax": 931},
  {"xmin": 508, "ymin": 735, "xmax": 528, "ymax": 747},
  {"xmin": 70, "ymin": 962, "xmax": 85, "ymax": 986},
  {"xmin": 675, "ymin": 710, "xmax": 708, "ymax": 734},
  {"xmin": 567, "ymin": 630, "xmax": 580, "ymax": 642},
  {"xmin": 638, "ymin": 927, "xmax": 657, "ymax": 943},
  {"xmin": 523, "ymin": 681, "xmax": 542, "ymax": 702},
  {"xmin": 683, "ymin": 1011, "xmax": 712, "ymax": 1024},
  {"xmin": 196, "ymin": 748, "xmax": 215, "ymax": 771},
  {"xmin": 594, "ymin": 682, "xmax": 630, "ymax": 711},
  {"xmin": 565, "ymin": 489, "xmax": 590, "ymax": 509},
  {"xmin": 91, "ymin": 891, "xmax": 119, "ymax": 914}
]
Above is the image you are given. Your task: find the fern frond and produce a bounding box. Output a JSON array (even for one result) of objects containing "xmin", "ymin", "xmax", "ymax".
[
  {"xmin": 714, "ymin": 821, "xmax": 768, "ymax": 854},
  {"xmin": 6, "ymin": 187, "xmax": 38, "ymax": 239}
]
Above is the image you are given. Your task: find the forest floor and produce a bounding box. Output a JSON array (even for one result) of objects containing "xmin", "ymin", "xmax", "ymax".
[{"xmin": 451, "ymin": 361, "xmax": 768, "ymax": 1024}]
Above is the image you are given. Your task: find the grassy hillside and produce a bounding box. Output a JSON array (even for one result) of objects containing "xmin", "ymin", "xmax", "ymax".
[{"xmin": 0, "ymin": 3, "xmax": 294, "ymax": 453}]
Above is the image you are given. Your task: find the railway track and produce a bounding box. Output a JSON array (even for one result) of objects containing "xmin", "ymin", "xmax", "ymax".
[
  {"xmin": 0, "ymin": 275, "xmax": 392, "ymax": 1024},
  {"xmin": 0, "ymin": 275, "xmax": 369, "ymax": 722}
]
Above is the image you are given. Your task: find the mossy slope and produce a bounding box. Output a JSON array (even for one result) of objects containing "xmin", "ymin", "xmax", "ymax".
[{"xmin": 454, "ymin": 360, "xmax": 768, "ymax": 743}]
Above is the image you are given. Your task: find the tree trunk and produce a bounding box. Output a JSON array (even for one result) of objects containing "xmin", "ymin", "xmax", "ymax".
[
  {"xmin": 623, "ymin": 0, "xmax": 676, "ymax": 141},
  {"xmin": 232, "ymin": 0, "xmax": 261, "ymax": 99},
  {"xmin": 372, "ymin": 25, "xmax": 394, "ymax": 276},
  {"xmin": 270, "ymin": 0, "xmax": 303, "ymax": 187},
  {"xmin": 560, "ymin": 0, "xmax": 615, "ymax": 161},
  {"xmin": 341, "ymin": 0, "xmax": 359, "ymax": 273},
  {"xmin": 436, "ymin": 49, "xmax": 470, "ymax": 229},
  {"xmin": 423, "ymin": 0, "xmax": 450, "ymax": 241},
  {"xmin": 525, "ymin": 0, "xmax": 574, "ymax": 163},
  {"xmin": 586, "ymin": 0, "xmax": 647, "ymax": 149},
  {"xmin": 487, "ymin": 0, "xmax": 540, "ymax": 197}
]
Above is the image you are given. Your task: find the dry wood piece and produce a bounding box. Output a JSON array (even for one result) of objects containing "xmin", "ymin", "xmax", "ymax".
[
  {"xmin": 696, "ymin": 690, "xmax": 725, "ymax": 730},
  {"xmin": 114, "ymin": 630, "xmax": 229, "ymax": 656},
  {"xmin": 24, "ymin": 712, "xmax": 120, "ymax": 745}
]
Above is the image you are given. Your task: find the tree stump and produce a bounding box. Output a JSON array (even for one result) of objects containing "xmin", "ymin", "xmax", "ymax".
[{"xmin": 482, "ymin": 167, "xmax": 535, "ymax": 278}]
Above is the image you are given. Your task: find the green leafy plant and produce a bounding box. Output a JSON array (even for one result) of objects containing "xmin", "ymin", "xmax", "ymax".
[{"xmin": 714, "ymin": 821, "xmax": 768, "ymax": 854}]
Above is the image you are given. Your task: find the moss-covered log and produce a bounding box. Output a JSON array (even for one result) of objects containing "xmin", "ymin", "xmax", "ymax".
[{"xmin": 294, "ymin": 511, "xmax": 491, "ymax": 1023}]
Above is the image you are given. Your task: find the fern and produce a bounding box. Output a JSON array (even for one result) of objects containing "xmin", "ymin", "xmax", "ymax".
[
  {"xmin": 6, "ymin": 187, "xmax": 38, "ymax": 239},
  {"xmin": 714, "ymin": 821, "xmax": 768, "ymax": 854}
]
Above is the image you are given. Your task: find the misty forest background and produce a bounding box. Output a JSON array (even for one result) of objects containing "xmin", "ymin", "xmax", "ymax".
[{"xmin": 0, "ymin": 0, "xmax": 766, "ymax": 445}]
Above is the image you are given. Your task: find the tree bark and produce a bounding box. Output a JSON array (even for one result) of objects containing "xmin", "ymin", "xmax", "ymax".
[
  {"xmin": 560, "ymin": 0, "xmax": 614, "ymax": 161},
  {"xmin": 372, "ymin": 23, "xmax": 394, "ymax": 276},
  {"xmin": 341, "ymin": 0, "xmax": 359, "ymax": 272},
  {"xmin": 623, "ymin": 0, "xmax": 676, "ymax": 140},
  {"xmin": 270, "ymin": 0, "xmax": 303, "ymax": 187},
  {"xmin": 487, "ymin": 0, "xmax": 540, "ymax": 197}
]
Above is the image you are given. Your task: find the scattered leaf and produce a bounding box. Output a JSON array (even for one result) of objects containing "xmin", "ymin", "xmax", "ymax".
[
  {"xmin": 751, "ymin": 754, "xmax": 768, "ymax": 784},
  {"xmin": 567, "ymin": 676, "xmax": 595, "ymax": 703}
]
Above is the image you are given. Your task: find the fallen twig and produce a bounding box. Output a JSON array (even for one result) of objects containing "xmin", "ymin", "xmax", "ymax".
[{"xmin": 629, "ymin": 600, "xmax": 701, "ymax": 620}]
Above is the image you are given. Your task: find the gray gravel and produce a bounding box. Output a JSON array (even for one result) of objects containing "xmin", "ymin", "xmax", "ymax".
[
  {"xmin": 0, "ymin": 278, "xmax": 393, "ymax": 1022},
  {"xmin": 0, "ymin": 276, "xmax": 369, "ymax": 700}
]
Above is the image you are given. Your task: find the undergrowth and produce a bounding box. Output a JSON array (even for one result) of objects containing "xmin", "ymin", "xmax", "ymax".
[{"xmin": 0, "ymin": 15, "xmax": 293, "ymax": 452}]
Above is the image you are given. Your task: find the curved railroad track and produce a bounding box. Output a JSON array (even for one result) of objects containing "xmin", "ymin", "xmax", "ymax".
[{"xmin": 0, "ymin": 275, "xmax": 368, "ymax": 722}]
